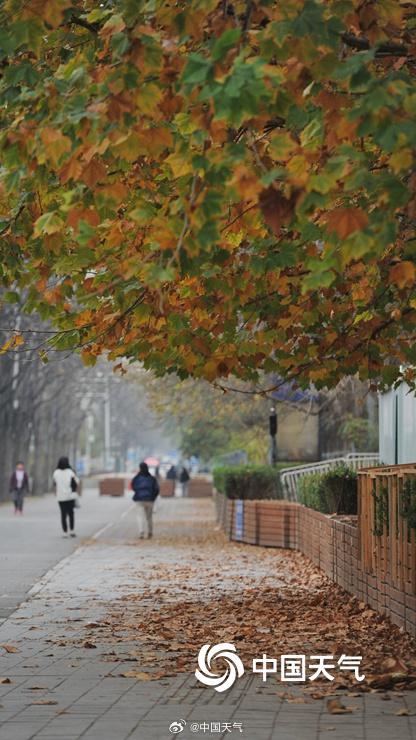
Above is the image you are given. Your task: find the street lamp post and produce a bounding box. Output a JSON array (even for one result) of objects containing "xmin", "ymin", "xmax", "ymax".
[{"xmin": 269, "ymin": 406, "xmax": 278, "ymax": 465}]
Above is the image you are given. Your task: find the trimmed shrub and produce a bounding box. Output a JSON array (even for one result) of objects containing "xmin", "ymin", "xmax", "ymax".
[
  {"xmin": 298, "ymin": 464, "xmax": 358, "ymax": 515},
  {"xmin": 213, "ymin": 464, "xmax": 291, "ymax": 500},
  {"xmin": 297, "ymin": 471, "xmax": 330, "ymax": 513}
]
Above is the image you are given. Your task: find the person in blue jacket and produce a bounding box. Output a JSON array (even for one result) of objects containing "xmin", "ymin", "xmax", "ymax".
[{"xmin": 131, "ymin": 462, "xmax": 160, "ymax": 539}]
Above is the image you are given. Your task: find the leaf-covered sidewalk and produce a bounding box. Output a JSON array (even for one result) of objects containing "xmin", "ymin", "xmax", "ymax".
[{"xmin": 0, "ymin": 497, "xmax": 416, "ymax": 740}]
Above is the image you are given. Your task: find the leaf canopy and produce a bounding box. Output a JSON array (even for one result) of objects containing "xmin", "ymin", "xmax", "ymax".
[{"xmin": 0, "ymin": 0, "xmax": 416, "ymax": 390}]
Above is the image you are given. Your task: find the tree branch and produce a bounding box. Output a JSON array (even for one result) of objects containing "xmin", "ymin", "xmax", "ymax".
[
  {"xmin": 341, "ymin": 32, "xmax": 408, "ymax": 57},
  {"xmin": 69, "ymin": 14, "xmax": 100, "ymax": 35}
]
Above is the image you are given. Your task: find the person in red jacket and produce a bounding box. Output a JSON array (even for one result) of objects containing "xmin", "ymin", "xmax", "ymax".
[{"xmin": 9, "ymin": 461, "xmax": 29, "ymax": 515}]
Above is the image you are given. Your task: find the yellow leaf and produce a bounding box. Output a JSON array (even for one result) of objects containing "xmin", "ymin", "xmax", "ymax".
[
  {"xmin": 309, "ymin": 367, "xmax": 327, "ymax": 382},
  {"xmin": 34, "ymin": 211, "xmax": 64, "ymax": 236},
  {"xmin": 286, "ymin": 155, "xmax": 310, "ymax": 186},
  {"xmin": 113, "ymin": 132, "xmax": 143, "ymax": 162},
  {"xmin": 389, "ymin": 149, "xmax": 413, "ymax": 174},
  {"xmin": 269, "ymin": 132, "xmax": 297, "ymax": 162},
  {"xmin": 40, "ymin": 128, "xmax": 71, "ymax": 166},
  {"xmin": 165, "ymin": 151, "xmax": 193, "ymax": 179},
  {"xmin": 136, "ymin": 84, "xmax": 163, "ymax": 116},
  {"xmin": 202, "ymin": 359, "xmax": 218, "ymax": 381},
  {"xmin": 21, "ymin": 0, "xmax": 71, "ymax": 28}
]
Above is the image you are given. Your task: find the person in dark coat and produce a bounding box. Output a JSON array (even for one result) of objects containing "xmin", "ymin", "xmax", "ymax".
[
  {"xmin": 9, "ymin": 461, "xmax": 29, "ymax": 515},
  {"xmin": 166, "ymin": 464, "xmax": 177, "ymax": 495},
  {"xmin": 179, "ymin": 466, "xmax": 190, "ymax": 497},
  {"xmin": 131, "ymin": 462, "xmax": 160, "ymax": 539}
]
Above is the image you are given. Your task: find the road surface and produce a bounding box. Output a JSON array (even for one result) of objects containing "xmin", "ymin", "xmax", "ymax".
[{"xmin": 0, "ymin": 482, "xmax": 132, "ymax": 622}]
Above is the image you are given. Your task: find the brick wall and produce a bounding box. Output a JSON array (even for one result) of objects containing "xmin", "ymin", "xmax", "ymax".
[{"xmin": 213, "ymin": 492, "xmax": 416, "ymax": 637}]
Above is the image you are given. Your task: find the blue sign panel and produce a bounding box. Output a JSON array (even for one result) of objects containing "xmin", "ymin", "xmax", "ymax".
[{"xmin": 235, "ymin": 500, "xmax": 244, "ymax": 541}]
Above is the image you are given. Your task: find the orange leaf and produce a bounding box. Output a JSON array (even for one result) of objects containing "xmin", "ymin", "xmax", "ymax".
[
  {"xmin": 0, "ymin": 644, "xmax": 18, "ymax": 653},
  {"xmin": 325, "ymin": 207, "xmax": 368, "ymax": 239},
  {"xmin": 60, "ymin": 157, "xmax": 83, "ymax": 184},
  {"xmin": 389, "ymin": 261, "xmax": 416, "ymax": 289},
  {"xmin": 81, "ymin": 158, "xmax": 107, "ymax": 189}
]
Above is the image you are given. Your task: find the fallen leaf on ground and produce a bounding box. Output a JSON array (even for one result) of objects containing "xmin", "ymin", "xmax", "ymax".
[
  {"xmin": 327, "ymin": 698, "xmax": 353, "ymax": 714},
  {"xmin": 82, "ymin": 641, "xmax": 96, "ymax": 649},
  {"xmin": 310, "ymin": 691, "xmax": 329, "ymax": 700},
  {"xmin": 0, "ymin": 678, "xmax": 11, "ymax": 684},
  {"xmin": 27, "ymin": 686, "xmax": 47, "ymax": 691},
  {"xmin": 0, "ymin": 644, "xmax": 18, "ymax": 653},
  {"xmin": 367, "ymin": 672, "xmax": 414, "ymax": 689},
  {"xmin": 120, "ymin": 671, "xmax": 151, "ymax": 680},
  {"xmin": 31, "ymin": 699, "xmax": 58, "ymax": 705}
]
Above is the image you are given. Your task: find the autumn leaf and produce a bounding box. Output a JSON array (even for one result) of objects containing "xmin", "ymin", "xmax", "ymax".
[
  {"xmin": 40, "ymin": 128, "xmax": 71, "ymax": 166},
  {"xmin": 389, "ymin": 261, "xmax": 416, "ymax": 289},
  {"xmin": 33, "ymin": 212, "xmax": 64, "ymax": 237},
  {"xmin": 81, "ymin": 159, "xmax": 107, "ymax": 189},
  {"xmin": 232, "ymin": 165, "xmax": 263, "ymax": 199},
  {"xmin": 59, "ymin": 157, "xmax": 83, "ymax": 184},
  {"xmin": 0, "ymin": 334, "xmax": 23, "ymax": 355},
  {"xmin": 325, "ymin": 208, "xmax": 369, "ymax": 239},
  {"xmin": 22, "ymin": 0, "xmax": 71, "ymax": 28},
  {"xmin": 0, "ymin": 0, "xmax": 415, "ymax": 390},
  {"xmin": 327, "ymin": 698, "xmax": 353, "ymax": 715},
  {"xmin": 258, "ymin": 187, "xmax": 297, "ymax": 236},
  {"xmin": 120, "ymin": 671, "xmax": 151, "ymax": 680},
  {"xmin": 165, "ymin": 151, "xmax": 193, "ymax": 179},
  {"xmin": 390, "ymin": 149, "xmax": 413, "ymax": 174},
  {"xmin": 0, "ymin": 644, "xmax": 19, "ymax": 653}
]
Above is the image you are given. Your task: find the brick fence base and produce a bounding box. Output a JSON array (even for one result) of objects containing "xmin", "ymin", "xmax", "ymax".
[{"xmin": 214, "ymin": 493, "xmax": 416, "ymax": 637}]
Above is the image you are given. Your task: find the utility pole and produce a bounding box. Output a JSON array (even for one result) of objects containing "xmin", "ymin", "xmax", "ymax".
[{"xmin": 104, "ymin": 375, "xmax": 111, "ymax": 471}]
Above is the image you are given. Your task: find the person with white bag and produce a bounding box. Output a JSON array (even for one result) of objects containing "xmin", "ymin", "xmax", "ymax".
[{"xmin": 52, "ymin": 456, "xmax": 80, "ymax": 538}]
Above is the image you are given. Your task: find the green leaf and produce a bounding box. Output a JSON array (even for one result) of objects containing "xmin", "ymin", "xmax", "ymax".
[
  {"xmin": 211, "ymin": 28, "xmax": 241, "ymax": 62},
  {"xmin": 182, "ymin": 54, "xmax": 212, "ymax": 87},
  {"xmin": 33, "ymin": 212, "xmax": 64, "ymax": 236}
]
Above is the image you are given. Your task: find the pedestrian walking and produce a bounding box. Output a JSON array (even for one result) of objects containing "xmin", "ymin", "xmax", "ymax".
[
  {"xmin": 166, "ymin": 464, "xmax": 177, "ymax": 496},
  {"xmin": 179, "ymin": 465, "xmax": 190, "ymax": 497},
  {"xmin": 9, "ymin": 461, "xmax": 29, "ymax": 515},
  {"xmin": 52, "ymin": 456, "xmax": 79, "ymax": 538},
  {"xmin": 131, "ymin": 462, "xmax": 160, "ymax": 539}
]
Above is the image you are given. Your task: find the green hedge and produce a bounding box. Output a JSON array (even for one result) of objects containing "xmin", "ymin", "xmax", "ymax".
[
  {"xmin": 298, "ymin": 464, "xmax": 358, "ymax": 515},
  {"xmin": 213, "ymin": 463, "xmax": 296, "ymax": 501}
]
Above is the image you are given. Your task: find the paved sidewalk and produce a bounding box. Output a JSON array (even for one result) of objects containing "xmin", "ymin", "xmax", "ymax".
[
  {"xmin": 0, "ymin": 498, "xmax": 415, "ymax": 740},
  {"xmin": 0, "ymin": 483, "xmax": 130, "ymax": 622}
]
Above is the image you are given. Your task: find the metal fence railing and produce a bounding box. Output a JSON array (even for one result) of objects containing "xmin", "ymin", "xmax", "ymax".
[{"xmin": 280, "ymin": 452, "xmax": 380, "ymax": 502}]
